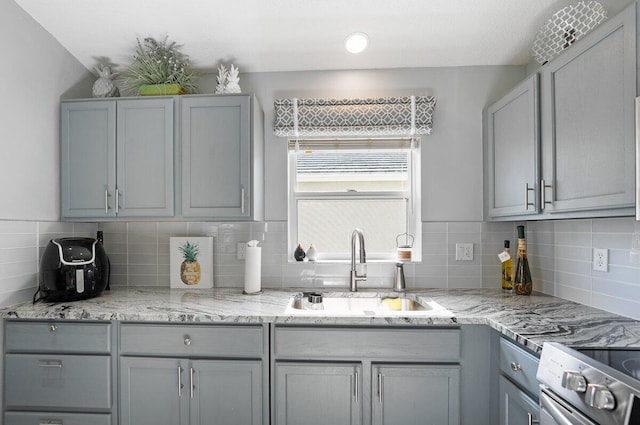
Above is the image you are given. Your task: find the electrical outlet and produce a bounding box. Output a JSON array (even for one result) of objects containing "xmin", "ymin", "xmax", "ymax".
[
  {"xmin": 237, "ymin": 242, "xmax": 246, "ymax": 260},
  {"xmin": 455, "ymin": 243, "xmax": 474, "ymax": 261},
  {"xmin": 593, "ymin": 248, "xmax": 608, "ymax": 272}
]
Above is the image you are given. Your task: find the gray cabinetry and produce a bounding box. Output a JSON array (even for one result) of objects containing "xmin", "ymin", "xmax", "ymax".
[
  {"xmin": 272, "ymin": 325, "xmax": 461, "ymax": 425},
  {"xmin": 3, "ymin": 320, "xmax": 115, "ymax": 424},
  {"xmin": 372, "ymin": 364, "xmax": 460, "ymax": 425},
  {"xmin": 485, "ymin": 75, "xmax": 540, "ymax": 219},
  {"xmin": 540, "ymin": 3, "xmax": 636, "ymax": 215},
  {"xmin": 498, "ymin": 338, "xmax": 540, "ymax": 425},
  {"xmin": 61, "ymin": 98, "xmax": 174, "ymax": 219},
  {"xmin": 275, "ymin": 363, "xmax": 361, "ymax": 425},
  {"xmin": 119, "ymin": 323, "xmax": 267, "ymax": 425},
  {"xmin": 499, "ymin": 376, "xmax": 538, "ymax": 425},
  {"xmin": 181, "ymin": 94, "xmax": 264, "ymax": 220}
]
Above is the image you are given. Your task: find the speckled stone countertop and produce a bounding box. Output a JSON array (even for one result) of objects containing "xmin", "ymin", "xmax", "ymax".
[{"xmin": 2, "ymin": 287, "xmax": 640, "ymax": 354}]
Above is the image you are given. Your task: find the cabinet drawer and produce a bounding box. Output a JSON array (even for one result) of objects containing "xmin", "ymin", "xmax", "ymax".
[
  {"xmin": 4, "ymin": 354, "xmax": 111, "ymax": 410},
  {"xmin": 274, "ymin": 326, "xmax": 460, "ymax": 361},
  {"xmin": 5, "ymin": 412, "xmax": 111, "ymax": 425},
  {"xmin": 120, "ymin": 323, "xmax": 265, "ymax": 357},
  {"xmin": 500, "ymin": 338, "xmax": 540, "ymax": 396},
  {"xmin": 5, "ymin": 321, "xmax": 111, "ymax": 354}
]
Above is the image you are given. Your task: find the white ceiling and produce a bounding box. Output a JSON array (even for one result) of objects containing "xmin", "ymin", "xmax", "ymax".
[{"xmin": 14, "ymin": 0, "xmax": 633, "ymax": 74}]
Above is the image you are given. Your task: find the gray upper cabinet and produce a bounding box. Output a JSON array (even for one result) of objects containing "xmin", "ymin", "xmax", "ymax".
[
  {"xmin": 540, "ymin": 3, "xmax": 636, "ymax": 215},
  {"xmin": 181, "ymin": 94, "xmax": 264, "ymax": 220},
  {"xmin": 486, "ymin": 75, "xmax": 540, "ymax": 219},
  {"xmin": 61, "ymin": 97, "xmax": 174, "ymax": 219}
]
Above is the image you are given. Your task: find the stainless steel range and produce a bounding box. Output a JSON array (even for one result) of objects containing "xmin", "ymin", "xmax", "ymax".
[{"xmin": 537, "ymin": 342, "xmax": 640, "ymax": 425}]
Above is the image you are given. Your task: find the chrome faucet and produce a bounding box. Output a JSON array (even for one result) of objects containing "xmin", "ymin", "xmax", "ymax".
[{"xmin": 350, "ymin": 228, "xmax": 367, "ymax": 291}]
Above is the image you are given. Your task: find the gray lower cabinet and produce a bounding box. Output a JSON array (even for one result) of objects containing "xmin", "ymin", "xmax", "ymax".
[
  {"xmin": 272, "ymin": 325, "xmax": 462, "ymax": 425},
  {"xmin": 499, "ymin": 376, "xmax": 538, "ymax": 425},
  {"xmin": 3, "ymin": 320, "xmax": 115, "ymax": 424},
  {"xmin": 275, "ymin": 362, "xmax": 361, "ymax": 425},
  {"xmin": 485, "ymin": 74, "xmax": 540, "ymax": 219},
  {"xmin": 118, "ymin": 323, "xmax": 267, "ymax": 425},
  {"xmin": 119, "ymin": 357, "xmax": 262, "ymax": 425},
  {"xmin": 61, "ymin": 97, "xmax": 174, "ymax": 219},
  {"xmin": 372, "ymin": 364, "xmax": 460, "ymax": 425},
  {"xmin": 181, "ymin": 94, "xmax": 264, "ymax": 220},
  {"xmin": 498, "ymin": 338, "xmax": 540, "ymax": 425}
]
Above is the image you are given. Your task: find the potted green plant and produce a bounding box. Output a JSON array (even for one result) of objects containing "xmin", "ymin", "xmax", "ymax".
[{"xmin": 122, "ymin": 36, "xmax": 198, "ymax": 95}]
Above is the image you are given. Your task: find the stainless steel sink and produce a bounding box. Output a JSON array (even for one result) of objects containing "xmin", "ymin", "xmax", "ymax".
[{"xmin": 284, "ymin": 293, "xmax": 454, "ymax": 317}]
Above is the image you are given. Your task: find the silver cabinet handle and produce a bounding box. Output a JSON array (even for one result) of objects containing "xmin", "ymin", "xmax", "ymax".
[
  {"xmin": 190, "ymin": 367, "xmax": 195, "ymax": 399},
  {"xmin": 240, "ymin": 186, "xmax": 245, "ymax": 214},
  {"xmin": 39, "ymin": 421, "xmax": 63, "ymax": 425},
  {"xmin": 510, "ymin": 362, "xmax": 522, "ymax": 372},
  {"xmin": 184, "ymin": 335, "xmax": 192, "ymax": 346},
  {"xmin": 541, "ymin": 179, "xmax": 552, "ymax": 209},
  {"xmin": 115, "ymin": 188, "xmax": 120, "ymax": 215},
  {"xmin": 354, "ymin": 372, "xmax": 359, "ymax": 402},
  {"xmin": 104, "ymin": 189, "xmax": 110, "ymax": 215},
  {"xmin": 48, "ymin": 324, "xmax": 57, "ymax": 333},
  {"xmin": 38, "ymin": 360, "xmax": 63, "ymax": 368},
  {"xmin": 178, "ymin": 366, "xmax": 184, "ymax": 397},
  {"xmin": 378, "ymin": 372, "xmax": 383, "ymax": 404},
  {"xmin": 527, "ymin": 412, "xmax": 539, "ymax": 425},
  {"xmin": 525, "ymin": 183, "xmax": 535, "ymax": 210}
]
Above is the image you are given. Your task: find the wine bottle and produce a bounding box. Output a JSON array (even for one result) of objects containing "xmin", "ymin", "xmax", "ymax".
[
  {"xmin": 500, "ymin": 240, "xmax": 513, "ymax": 292},
  {"xmin": 513, "ymin": 225, "xmax": 533, "ymax": 295}
]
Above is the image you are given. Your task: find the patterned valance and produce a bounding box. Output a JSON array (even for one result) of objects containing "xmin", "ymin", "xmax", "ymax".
[{"xmin": 273, "ymin": 96, "xmax": 436, "ymax": 137}]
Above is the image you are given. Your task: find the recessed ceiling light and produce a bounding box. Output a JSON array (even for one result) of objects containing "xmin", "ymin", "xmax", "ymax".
[{"xmin": 345, "ymin": 32, "xmax": 369, "ymax": 54}]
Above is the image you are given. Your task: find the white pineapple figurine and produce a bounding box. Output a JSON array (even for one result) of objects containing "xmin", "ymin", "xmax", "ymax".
[
  {"xmin": 92, "ymin": 64, "xmax": 120, "ymax": 98},
  {"xmin": 225, "ymin": 64, "xmax": 241, "ymax": 93},
  {"xmin": 215, "ymin": 64, "xmax": 228, "ymax": 94}
]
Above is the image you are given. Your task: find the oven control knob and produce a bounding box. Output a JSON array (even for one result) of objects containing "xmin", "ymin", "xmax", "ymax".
[
  {"xmin": 586, "ymin": 384, "xmax": 615, "ymax": 410},
  {"xmin": 561, "ymin": 370, "xmax": 587, "ymax": 393}
]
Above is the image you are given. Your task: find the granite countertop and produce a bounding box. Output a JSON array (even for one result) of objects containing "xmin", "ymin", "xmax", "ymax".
[{"xmin": 2, "ymin": 287, "xmax": 640, "ymax": 354}]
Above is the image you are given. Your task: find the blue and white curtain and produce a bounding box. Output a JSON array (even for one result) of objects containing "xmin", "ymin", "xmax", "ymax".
[{"xmin": 274, "ymin": 96, "xmax": 436, "ymax": 138}]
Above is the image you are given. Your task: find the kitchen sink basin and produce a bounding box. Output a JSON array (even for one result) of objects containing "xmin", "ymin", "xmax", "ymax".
[{"xmin": 284, "ymin": 293, "xmax": 454, "ymax": 317}]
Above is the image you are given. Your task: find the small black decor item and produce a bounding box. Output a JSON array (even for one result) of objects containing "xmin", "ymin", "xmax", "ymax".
[{"xmin": 294, "ymin": 244, "xmax": 306, "ymax": 261}]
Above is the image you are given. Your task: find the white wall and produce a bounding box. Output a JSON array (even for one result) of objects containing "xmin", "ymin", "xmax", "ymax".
[
  {"xmin": 198, "ymin": 66, "xmax": 525, "ymax": 221},
  {"xmin": 0, "ymin": 0, "xmax": 93, "ymax": 221}
]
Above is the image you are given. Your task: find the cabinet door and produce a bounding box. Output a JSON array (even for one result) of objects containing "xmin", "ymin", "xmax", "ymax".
[
  {"xmin": 61, "ymin": 101, "xmax": 116, "ymax": 218},
  {"xmin": 274, "ymin": 362, "xmax": 361, "ymax": 425},
  {"xmin": 540, "ymin": 5, "xmax": 636, "ymax": 214},
  {"xmin": 116, "ymin": 98, "xmax": 174, "ymax": 217},
  {"xmin": 191, "ymin": 360, "xmax": 262, "ymax": 425},
  {"xmin": 372, "ymin": 364, "xmax": 460, "ymax": 425},
  {"xmin": 181, "ymin": 95, "xmax": 251, "ymax": 218},
  {"xmin": 486, "ymin": 75, "xmax": 540, "ymax": 218},
  {"xmin": 499, "ymin": 376, "xmax": 538, "ymax": 425},
  {"xmin": 119, "ymin": 357, "xmax": 188, "ymax": 425}
]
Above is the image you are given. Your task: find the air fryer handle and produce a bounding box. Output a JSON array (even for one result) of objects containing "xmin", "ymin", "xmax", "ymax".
[{"xmin": 105, "ymin": 257, "xmax": 111, "ymax": 291}]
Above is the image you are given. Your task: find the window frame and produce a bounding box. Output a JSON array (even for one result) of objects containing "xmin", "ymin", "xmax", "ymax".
[{"xmin": 287, "ymin": 138, "xmax": 422, "ymax": 262}]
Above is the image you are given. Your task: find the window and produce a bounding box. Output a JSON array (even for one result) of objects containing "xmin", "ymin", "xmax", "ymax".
[{"xmin": 288, "ymin": 138, "xmax": 421, "ymax": 261}]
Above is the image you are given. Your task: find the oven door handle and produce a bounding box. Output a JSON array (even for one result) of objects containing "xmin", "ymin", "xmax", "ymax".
[{"xmin": 540, "ymin": 390, "xmax": 597, "ymax": 425}]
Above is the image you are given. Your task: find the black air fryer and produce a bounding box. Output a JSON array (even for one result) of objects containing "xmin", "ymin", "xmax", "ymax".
[{"xmin": 37, "ymin": 237, "xmax": 110, "ymax": 302}]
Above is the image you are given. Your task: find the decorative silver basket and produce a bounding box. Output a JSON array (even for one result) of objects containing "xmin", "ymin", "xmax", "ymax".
[{"xmin": 532, "ymin": 1, "xmax": 607, "ymax": 64}]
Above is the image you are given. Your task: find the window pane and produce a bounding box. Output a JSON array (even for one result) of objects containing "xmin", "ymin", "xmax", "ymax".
[
  {"xmin": 295, "ymin": 149, "xmax": 409, "ymax": 192},
  {"xmin": 297, "ymin": 199, "xmax": 407, "ymax": 255}
]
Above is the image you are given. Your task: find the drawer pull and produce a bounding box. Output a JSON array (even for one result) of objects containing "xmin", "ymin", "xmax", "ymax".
[
  {"xmin": 510, "ymin": 362, "xmax": 522, "ymax": 372},
  {"xmin": 39, "ymin": 360, "xmax": 63, "ymax": 368},
  {"xmin": 48, "ymin": 324, "xmax": 58, "ymax": 333},
  {"xmin": 39, "ymin": 421, "xmax": 63, "ymax": 425},
  {"xmin": 184, "ymin": 335, "xmax": 192, "ymax": 346}
]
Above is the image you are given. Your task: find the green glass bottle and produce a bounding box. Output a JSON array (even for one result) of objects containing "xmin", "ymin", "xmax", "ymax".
[{"xmin": 513, "ymin": 226, "xmax": 532, "ymax": 295}]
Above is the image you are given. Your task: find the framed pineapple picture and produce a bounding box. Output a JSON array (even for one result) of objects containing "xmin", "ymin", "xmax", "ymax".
[{"xmin": 170, "ymin": 237, "xmax": 214, "ymax": 289}]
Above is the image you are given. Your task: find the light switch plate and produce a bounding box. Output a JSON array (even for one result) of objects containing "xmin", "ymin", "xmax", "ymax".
[
  {"xmin": 455, "ymin": 243, "xmax": 473, "ymax": 261},
  {"xmin": 237, "ymin": 242, "xmax": 246, "ymax": 260}
]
